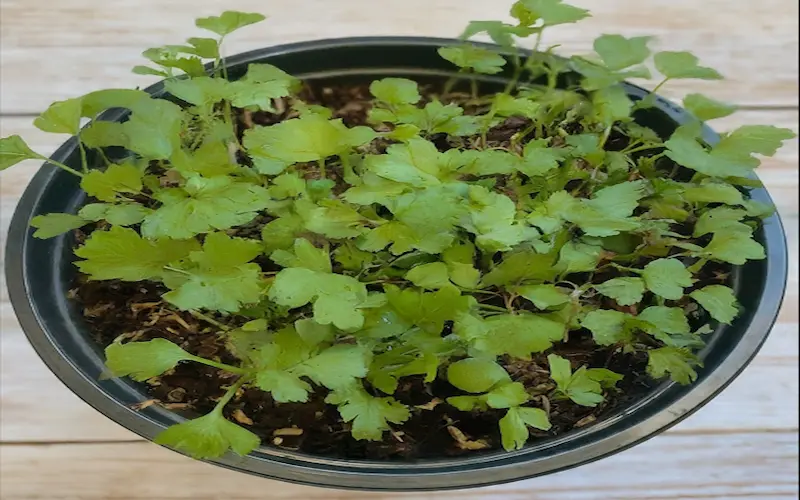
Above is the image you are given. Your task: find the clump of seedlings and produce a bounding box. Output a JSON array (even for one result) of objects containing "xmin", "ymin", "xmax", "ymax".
[{"xmin": 1, "ymin": 2, "xmax": 794, "ymax": 460}]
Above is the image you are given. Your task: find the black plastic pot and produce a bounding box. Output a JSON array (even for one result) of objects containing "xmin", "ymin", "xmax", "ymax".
[{"xmin": 5, "ymin": 37, "xmax": 788, "ymax": 491}]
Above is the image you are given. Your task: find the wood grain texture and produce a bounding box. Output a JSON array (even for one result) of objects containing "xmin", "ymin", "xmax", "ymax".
[
  {"xmin": 0, "ymin": 0, "xmax": 798, "ymax": 112},
  {"xmin": 1, "ymin": 432, "xmax": 798, "ymax": 499}
]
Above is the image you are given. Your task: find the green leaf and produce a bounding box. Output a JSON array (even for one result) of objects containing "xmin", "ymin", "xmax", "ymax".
[
  {"xmin": 405, "ymin": 262, "xmax": 452, "ymax": 289},
  {"xmin": 447, "ymin": 358, "xmax": 511, "ymax": 393},
  {"xmin": 244, "ymin": 114, "xmax": 376, "ymax": 175},
  {"xmin": 493, "ymin": 94, "xmax": 541, "ymax": 120},
  {"xmin": 510, "ymin": 0, "xmax": 590, "ymax": 27},
  {"xmin": 594, "ymin": 277, "xmax": 645, "ymax": 306},
  {"xmin": 227, "ymin": 79, "xmax": 295, "ymax": 111},
  {"xmin": 0, "ymin": 135, "xmax": 42, "ymax": 170},
  {"xmin": 591, "ymin": 86, "xmax": 633, "ymax": 126},
  {"xmin": 642, "ymin": 258, "xmax": 694, "ymax": 300},
  {"xmin": 654, "ymin": 51, "xmax": 722, "ymax": 80},
  {"xmin": 80, "ymin": 162, "xmax": 143, "ymax": 202},
  {"xmin": 593, "ymin": 34, "xmax": 651, "ymax": 71},
  {"xmin": 682, "ymin": 181, "xmax": 744, "ymax": 205},
  {"xmin": 154, "ymin": 409, "xmax": 260, "ymax": 459},
  {"xmin": 386, "ymin": 285, "xmax": 472, "ymax": 334},
  {"xmin": 326, "ymin": 385, "xmax": 410, "ymax": 441},
  {"xmin": 463, "ymin": 185, "xmax": 539, "ymax": 253},
  {"xmin": 195, "ymin": 11, "xmax": 266, "ymax": 36},
  {"xmin": 715, "ymin": 125, "xmax": 797, "ymax": 161},
  {"xmin": 124, "ymin": 98, "xmax": 184, "ymax": 159},
  {"xmin": 269, "ymin": 268, "xmax": 368, "ymax": 330},
  {"xmin": 702, "ymin": 230, "xmax": 765, "ymax": 265},
  {"xmin": 437, "ymin": 45, "xmax": 506, "ymax": 74},
  {"xmin": 75, "ymin": 226, "xmax": 200, "ymax": 281},
  {"xmin": 294, "ymin": 344, "xmax": 372, "ymax": 390},
  {"xmin": 141, "ymin": 176, "xmax": 271, "ymax": 239},
  {"xmin": 499, "ymin": 406, "xmax": 551, "ymax": 451},
  {"xmin": 647, "ymin": 346, "xmax": 701, "ymax": 384},
  {"xmin": 296, "ymin": 198, "xmax": 369, "ymax": 239},
  {"xmin": 682, "ymin": 94, "xmax": 737, "ymax": 121},
  {"xmin": 164, "ymin": 77, "xmax": 230, "ymax": 106},
  {"xmin": 171, "ymin": 141, "xmax": 238, "ymax": 178},
  {"xmin": 548, "ymin": 354, "xmax": 609, "ymax": 407},
  {"xmin": 482, "ymin": 250, "xmax": 557, "ymax": 286},
  {"xmin": 693, "ymin": 207, "xmax": 750, "ymax": 237},
  {"xmin": 637, "ymin": 306, "xmax": 690, "ymax": 335},
  {"xmin": 580, "ymin": 309, "xmax": 632, "ymax": 346},
  {"xmin": 34, "ymin": 98, "xmax": 83, "ymax": 135},
  {"xmin": 186, "ymin": 37, "xmax": 220, "ymax": 59},
  {"xmin": 162, "ymin": 232, "xmax": 264, "ymax": 313},
  {"xmin": 690, "ymin": 285, "xmax": 739, "ymax": 324},
  {"xmin": 365, "ymin": 138, "xmax": 447, "ymax": 187},
  {"xmin": 554, "ymin": 240, "xmax": 604, "ymax": 274},
  {"xmin": 79, "ymin": 89, "xmax": 151, "ymax": 117},
  {"xmin": 369, "ymin": 78, "xmax": 421, "ymax": 105},
  {"xmin": 514, "ymin": 284, "xmax": 570, "ymax": 309},
  {"xmin": 455, "ymin": 313, "xmax": 564, "ymax": 358},
  {"xmin": 485, "ymin": 381, "xmax": 529, "ymax": 408},
  {"xmin": 105, "ymin": 338, "xmax": 194, "ymax": 381},
  {"xmin": 270, "ymin": 238, "xmax": 331, "ymax": 273},
  {"xmin": 261, "ymin": 213, "xmax": 305, "ymax": 253},
  {"xmin": 30, "ymin": 213, "xmax": 87, "ymax": 239},
  {"xmin": 442, "ymin": 241, "xmax": 481, "ymax": 288},
  {"xmin": 461, "ymin": 21, "xmax": 534, "ymax": 47}
]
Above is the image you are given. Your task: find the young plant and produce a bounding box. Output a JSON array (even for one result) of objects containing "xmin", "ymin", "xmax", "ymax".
[{"xmin": 1, "ymin": 2, "xmax": 795, "ymax": 459}]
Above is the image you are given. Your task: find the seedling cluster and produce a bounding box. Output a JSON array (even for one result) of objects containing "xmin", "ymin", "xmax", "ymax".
[{"xmin": 1, "ymin": 2, "xmax": 794, "ymax": 458}]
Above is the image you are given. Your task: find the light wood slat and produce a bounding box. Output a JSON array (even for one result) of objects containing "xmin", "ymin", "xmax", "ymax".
[
  {"xmin": 0, "ymin": 0, "xmax": 797, "ymax": 113},
  {"xmin": 0, "ymin": 432, "xmax": 797, "ymax": 499}
]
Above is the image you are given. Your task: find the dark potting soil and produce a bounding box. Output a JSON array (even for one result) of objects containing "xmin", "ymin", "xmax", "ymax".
[{"xmin": 69, "ymin": 80, "xmax": 708, "ymax": 460}]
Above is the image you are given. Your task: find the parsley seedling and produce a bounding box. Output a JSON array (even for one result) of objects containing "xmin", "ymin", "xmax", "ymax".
[{"xmin": 1, "ymin": 2, "xmax": 795, "ymax": 458}]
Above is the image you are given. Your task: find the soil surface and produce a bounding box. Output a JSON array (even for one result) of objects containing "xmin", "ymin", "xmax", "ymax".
[{"xmin": 72, "ymin": 80, "xmax": 676, "ymax": 460}]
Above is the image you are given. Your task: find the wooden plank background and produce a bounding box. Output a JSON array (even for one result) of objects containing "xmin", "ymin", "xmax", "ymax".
[{"xmin": 0, "ymin": 1, "xmax": 797, "ymax": 498}]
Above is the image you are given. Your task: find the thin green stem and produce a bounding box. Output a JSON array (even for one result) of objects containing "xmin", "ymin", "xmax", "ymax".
[
  {"xmin": 42, "ymin": 157, "xmax": 85, "ymax": 178},
  {"xmin": 163, "ymin": 265, "xmax": 191, "ymax": 276},
  {"xmin": 210, "ymin": 376, "xmax": 248, "ymax": 415},
  {"xmin": 317, "ymin": 158, "xmax": 327, "ymax": 178},
  {"xmin": 477, "ymin": 303, "xmax": 509, "ymax": 313},
  {"xmin": 621, "ymin": 143, "xmax": 664, "ymax": 155},
  {"xmin": 470, "ymin": 76, "xmax": 479, "ymax": 100},
  {"xmin": 191, "ymin": 356, "xmax": 248, "ymax": 376},
  {"xmin": 76, "ymin": 137, "xmax": 90, "ymax": 173},
  {"xmin": 189, "ymin": 310, "xmax": 230, "ymax": 331},
  {"xmin": 598, "ymin": 125, "xmax": 613, "ymax": 148},
  {"xmin": 650, "ymin": 77, "xmax": 670, "ymax": 96}
]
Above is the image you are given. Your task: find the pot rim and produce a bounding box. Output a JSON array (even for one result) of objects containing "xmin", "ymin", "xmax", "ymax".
[{"xmin": 5, "ymin": 36, "xmax": 788, "ymax": 491}]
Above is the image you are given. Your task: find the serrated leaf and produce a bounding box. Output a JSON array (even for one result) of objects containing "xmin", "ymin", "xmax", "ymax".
[
  {"xmin": 270, "ymin": 237, "xmax": 331, "ymax": 273},
  {"xmin": 162, "ymin": 232, "xmax": 264, "ymax": 313},
  {"xmin": 442, "ymin": 241, "xmax": 481, "ymax": 288},
  {"xmin": 171, "ymin": 141, "xmax": 238, "ymax": 178},
  {"xmin": 80, "ymin": 162, "xmax": 143, "ymax": 202},
  {"xmin": 447, "ymin": 358, "xmax": 511, "ymax": 393},
  {"xmin": 638, "ymin": 306, "xmax": 690, "ymax": 335},
  {"xmin": 581, "ymin": 309, "xmax": 632, "ymax": 346},
  {"xmin": 511, "ymin": 0, "xmax": 590, "ymax": 27},
  {"xmin": 461, "ymin": 20, "xmax": 534, "ymax": 47},
  {"xmin": 370, "ymin": 78, "xmax": 421, "ymax": 106},
  {"xmin": 154, "ymin": 409, "xmax": 260, "ymax": 459},
  {"xmin": 0, "ymin": 135, "xmax": 42, "ymax": 170},
  {"xmin": 593, "ymin": 34, "xmax": 651, "ymax": 71},
  {"xmin": 499, "ymin": 406, "xmax": 551, "ymax": 451},
  {"xmin": 483, "ymin": 249, "xmax": 557, "ymax": 286},
  {"xmin": 682, "ymin": 94, "xmax": 737, "ymax": 121},
  {"xmin": 141, "ymin": 176, "xmax": 271, "ymax": 239},
  {"xmin": 386, "ymin": 285, "xmax": 472, "ymax": 334},
  {"xmin": 642, "ymin": 258, "xmax": 694, "ymax": 300},
  {"xmin": 594, "ymin": 277, "xmax": 645, "ymax": 306},
  {"xmin": 268, "ymin": 268, "xmax": 368, "ymax": 330},
  {"xmin": 34, "ymin": 98, "xmax": 83, "ymax": 135},
  {"xmin": 326, "ymin": 385, "xmax": 410, "ymax": 441},
  {"xmin": 455, "ymin": 313, "xmax": 564, "ymax": 358},
  {"xmin": 514, "ymin": 284, "xmax": 570, "ymax": 309},
  {"xmin": 654, "ymin": 51, "xmax": 722, "ymax": 80},
  {"xmin": 463, "ymin": 185, "xmax": 538, "ymax": 252},
  {"xmin": 244, "ymin": 114, "xmax": 376, "ymax": 175},
  {"xmin": 548, "ymin": 354, "xmax": 611, "ymax": 407},
  {"xmin": 647, "ymin": 346, "xmax": 701, "ymax": 384},
  {"xmin": 105, "ymin": 338, "xmax": 194, "ymax": 381},
  {"xmin": 554, "ymin": 240, "xmax": 604, "ymax": 274},
  {"xmin": 405, "ymin": 262, "xmax": 452, "ymax": 289},
  {"xmin": 485, "ymin": 381, "xmax": 529, "ymax": 409},
  {"xmin": 30, "ymin": 213, "xmax": 87, "ymax": 239},
  {"xmin": 195, "ymin": 11, "xmax": 266, "ymax": 36},
  {"xmin": 690, "ymin": 285, "xmax": 739, "ymax": 324},
  {"xmin": 438, "ymin": 45, "xmax": 506, "ymax": 74},
  {"xmin": 75, "ymin": 226, "xmax": 200, "ymax": 281},
  {"xmin": 702, "ymin": 230, "xmax": 765, "ymax": 265},
  {"xmin": 693, "ymin": 207, "xmax": 750, "ymax": 237}
]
